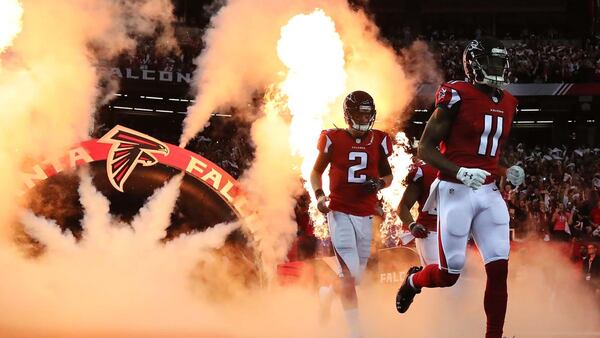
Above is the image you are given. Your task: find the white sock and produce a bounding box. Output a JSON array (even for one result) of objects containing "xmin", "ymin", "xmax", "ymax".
[
  {"xmin": 408, "ymin": 274, "xmax": 416, "ymax": 290},
  {"xmin": 344, "ymin": 308, "xmax": 361, "ymax": 338}
]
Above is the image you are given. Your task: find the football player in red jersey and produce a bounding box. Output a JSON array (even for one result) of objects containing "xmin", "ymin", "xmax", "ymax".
[
  {"xmin": 311, "ymin": 90, "xmax": 393, "ymax": 338},
  {"xmin": 397, "ymin": 161, "xmax": 439, "ymax": 266},
  {"xmin": 395, "ymin": 37, "xmax": 525, "ymax": 338}
]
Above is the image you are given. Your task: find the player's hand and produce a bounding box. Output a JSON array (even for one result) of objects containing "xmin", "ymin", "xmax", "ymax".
[
  {"xmin": 456, "ymin": 167, "xmax": 490, "ymax": 190},
  {"xmin": 408, "ymin": 222, "xmax": 429, "ymax": 238},
  {"xmin": 506, "ymin": 165, "xmax": 525, "ymax": 187},
  {"xmin": 362, "ymin": 177, "xmax": 384, "ymax": 193},
  {"xmin": 317, "ymin": 195, "xmax": 331, "ymax": 214}
]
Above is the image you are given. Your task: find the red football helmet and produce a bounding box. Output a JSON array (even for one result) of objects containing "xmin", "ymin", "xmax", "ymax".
[{"xmin": 343, "ymin": 90, "xmax": 376, "ymax": 132}]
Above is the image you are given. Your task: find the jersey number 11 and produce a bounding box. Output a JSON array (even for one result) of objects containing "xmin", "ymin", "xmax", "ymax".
[{"xmin": 478, "ymin": 115, "xmax": 503, "ymax": 157}]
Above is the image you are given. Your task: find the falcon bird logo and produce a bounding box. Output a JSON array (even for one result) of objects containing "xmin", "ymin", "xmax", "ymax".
[{"xmin": 98, "ymin": 125, "xmax": 170, "ymax": 192}]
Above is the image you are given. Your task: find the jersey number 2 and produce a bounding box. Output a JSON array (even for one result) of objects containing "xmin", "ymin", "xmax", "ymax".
[
  {"xmin": 348, "ymin": 152, "xmax": 367, "ymax": 183},
  {"xmin": 478, "ymin": 115, "xmax": 503, "ymax": 157}
]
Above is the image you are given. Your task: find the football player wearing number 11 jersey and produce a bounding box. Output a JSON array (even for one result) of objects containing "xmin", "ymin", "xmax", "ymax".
[
  {"xmin": 311, "ymin": 90, "xmax": 393, "ymax": 338},
  {"xmin": 395, "ymin": 37, "xmax": 525, "ymax": 338}
]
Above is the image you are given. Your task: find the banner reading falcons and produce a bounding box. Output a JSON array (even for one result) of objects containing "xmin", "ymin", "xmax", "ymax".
[{"xmin": 19, "ymin": 125, "xmax": 245, "ymax": 215}]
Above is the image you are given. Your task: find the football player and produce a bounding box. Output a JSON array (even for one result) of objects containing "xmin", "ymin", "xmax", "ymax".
[
  {"xmin": 311, "ymin": 90, "xmax": 393, "ymax": 338},
  {"xmin": 395, "ymin": 37, "xmax": 525, "ymax": 338},
  {"xmin": 397, "ymin": 160, "xmax": 439, "ymax": 265}
]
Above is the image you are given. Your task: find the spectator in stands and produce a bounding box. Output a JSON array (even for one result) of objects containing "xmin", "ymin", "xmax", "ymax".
[
  {"xmin": 582, "ymin": 244, "xmax": 600, "ymax": 293},
  {"xmin": 496, "ymin": 143, "xmax": 600, "ymax": 241},
  {"xmin": 552, "ymin": 199, "xmax": 572, "ymax": 241},
  {"xmin": 590, "ymin": 199, "xmax": 600, "ymax": 237}
]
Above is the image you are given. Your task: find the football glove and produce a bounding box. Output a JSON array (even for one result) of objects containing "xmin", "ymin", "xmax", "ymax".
[
  {"xmin": 456, "ymin": 167, "xmax": 490, "ymax": 190},
  {"xmin": 316, "ymin": 195, "xmax": 331, "ymax": 214},
  {"xmin": 408, "ymin": 222, "xmax": 429, "ymax": 239},
  {"xmin": 506, "ymin": 165, "xmax": 525, "ymax": 187},
  {"xmin": 363, "ymin": 177, "xmax": 384, "ymax": 193}
]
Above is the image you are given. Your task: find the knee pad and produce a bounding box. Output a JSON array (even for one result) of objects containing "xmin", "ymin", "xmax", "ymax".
[{"xmin": 445, "ymin": 252, "xmax": 466, "ymax": 274}]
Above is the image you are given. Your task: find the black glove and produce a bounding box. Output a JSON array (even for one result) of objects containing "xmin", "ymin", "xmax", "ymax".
[
  {"xmin": 363, "ymin": 177, "xmax": 384, "ymax": 193},
  {"xmin": 409, "ymin": 222, "xmax": 429, "ymax": 239}
]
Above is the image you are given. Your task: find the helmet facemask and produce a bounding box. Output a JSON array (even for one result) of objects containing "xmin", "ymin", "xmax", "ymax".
[
  {"xmin": 470, "ymin": 48, "xmax": 510, "ymax": 89},
  {"xmin": 345, "ymin": 104, "xmax": 376, "ymax": 132},
  {"xmin": 464, "ymin": 39, "xmax": 510, "ymax": 89}
]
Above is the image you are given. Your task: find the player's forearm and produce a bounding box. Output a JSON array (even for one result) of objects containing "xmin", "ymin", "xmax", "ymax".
[
  {"xmin": 310, "ymin": 170, "xmax": 324, "ymax": 194},
  {"xmin": 397, "ymin": 204, "xmax": 415, "ymax": 225},
  {"xmin": 418, "ymin": 143, "xmax": 460, "ymax": 178},
  {"xmin": 381, "ymin": 174, "xmax": 393, "ymax": 188}
]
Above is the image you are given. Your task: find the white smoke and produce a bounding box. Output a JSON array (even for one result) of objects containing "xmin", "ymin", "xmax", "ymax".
[
  {"xmin": 180, "ymin": 0, "xmax": 430, "ymax": 146},
  {"xmin": 239, "ymin": 90, "xmax": 303, "ymax": 279},
  {"xmin": 1, "ymin": 171, "xmax": 244, "ymax": 336},
  {"xmin": 0, "ymin": 0, "xmax": 177, "ymax": 240}
]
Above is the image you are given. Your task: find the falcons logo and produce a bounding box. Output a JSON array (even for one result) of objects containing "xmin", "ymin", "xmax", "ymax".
[
  {"xmin": 437, "ymin": 87, "xmax": 447, "ymax": 102},
  {"xmin": 99, "ymin": 125, "xmax": 169, "ymax": 192}
]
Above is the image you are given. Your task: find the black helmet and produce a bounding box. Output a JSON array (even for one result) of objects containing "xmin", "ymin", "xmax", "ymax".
[
  {"xmin": 463, "ymin": 37, "xmax": 510, "ymax": 89},
  {"xmin": 343, "ymin": 90, "xmax": 376, "ymax": 132}
]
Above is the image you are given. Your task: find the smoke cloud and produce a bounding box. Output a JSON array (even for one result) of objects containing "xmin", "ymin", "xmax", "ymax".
[
  {"xmin": 0, "ymin": 172, "xmax": 244, "ymax": 337},
  {"xmin": 239, "ymin": 92, "xmax": 303, "ymax": 279},
  {"xmin": 180, "ymin": 0, "xmax": 438, "ymax": 146},
  {"xmin": 0, "ymin": 0, "xmax": 176, "ymax": 238},
  {"xmin": 1, "ymin": 1, "xmax": 593, "ymax": 338}
]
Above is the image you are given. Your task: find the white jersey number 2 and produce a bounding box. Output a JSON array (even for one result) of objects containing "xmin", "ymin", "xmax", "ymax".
[
  {"xmin": 478, "ymin": 115, "xmax": 503, "ymax": 157},
  {"xmin": 348, "ymin": 152, "xmax": 368, "ymax": 183}
]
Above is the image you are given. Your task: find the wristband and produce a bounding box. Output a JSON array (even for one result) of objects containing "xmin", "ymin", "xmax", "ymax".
[{"xmin": 315, "ymin": 188, "xmax": 325, "ymax": 199}]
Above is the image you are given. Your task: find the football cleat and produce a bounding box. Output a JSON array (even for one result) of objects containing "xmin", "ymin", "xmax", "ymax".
[{"xmin": 396, "ymin": 266, "xmax": 423, "ymax": 313}]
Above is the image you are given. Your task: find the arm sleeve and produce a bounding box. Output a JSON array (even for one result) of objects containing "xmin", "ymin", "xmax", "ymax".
[
  {"xmin": 317, "ymin": 130, "xmax": 332, "ymax": 154},
  {"xmin": 435, "ymin": 84, "xmax": 461, "ymax": 110},
  {"xmin": 380, "ymin": 133, "xmax": 393, "ymax": 157},
  {"xmin": 402, "ymin": 164, "xmax": 423, "ymax": 186}
]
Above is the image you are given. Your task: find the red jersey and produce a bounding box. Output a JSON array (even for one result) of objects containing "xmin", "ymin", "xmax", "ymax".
[
  {"xmin": 590, "ymin": 207, "xmax": 600, "ymax": 225},
  {"xmin": 435, "ymin": 81, "xmax": 518, "ymax": 184},
  {"xmin": 404, "ymin": 162, "xmax": 438, "ymax": 232},
  {"xmin": 317, "ymin": 129, "xmax": 393, "ymax": 216}
]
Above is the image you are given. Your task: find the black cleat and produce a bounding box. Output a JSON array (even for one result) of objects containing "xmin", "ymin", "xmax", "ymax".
[{"xmin": 396, "ymin": 266, "xmax": 423, "ymax": 313}]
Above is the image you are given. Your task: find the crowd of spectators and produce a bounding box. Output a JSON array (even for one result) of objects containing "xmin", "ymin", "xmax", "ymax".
[
  {"xmin": 186, "ymin": 116, "xmax": 254, "ymax": 179},
  {"xmin": 392, "ymin": 26, "xmax": 567, "ymax": 47},
  {"xmin": 115, "ymin": 30, "xmax": 600, "ymax": 84},
  {"xmin": 433, "ymin": 38, "xmax": 600, "ymax": 83},
  {"xmin": 115, "ymin": 34, "xmax": 203, "ymax": 76},
  {"xmin": 501, "ymin": 143, "xmax": 600, "ymax": 242}
]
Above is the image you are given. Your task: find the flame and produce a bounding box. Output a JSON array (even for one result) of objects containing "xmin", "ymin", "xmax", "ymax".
[
  {"xmin": 0, "ymin": 0, "xmax": 23, "ymax": 53},
  {"xmin": 378, "ymin": 132, "xmax": 413, "ymax": 246},
  {"xmin": 273, "ymin": 10, "xmax": 414, "ymax": 241},
  {"xmin": 276, "ymin": 9, "xmax": 346, "ymax": 238}
]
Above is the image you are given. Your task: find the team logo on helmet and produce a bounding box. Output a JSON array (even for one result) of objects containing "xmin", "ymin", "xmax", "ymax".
[
  {"xmin": 99, "ymin": 125, "xmax": 169, "ymax": 192},
  {"xmin": 467, "ymin": 40, "xmax": 483, "ymax": 52}
]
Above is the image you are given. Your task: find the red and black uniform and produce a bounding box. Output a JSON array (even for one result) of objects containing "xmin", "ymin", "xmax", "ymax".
[
  {"xmin": 435, "ymin": 80, "xmax": 518, "ymax": 183},
  {"xmin": 317, "ymin": 129, "xmax": 393, "ymax": 216},
  {"xmin": 404, "ymin": 162, "xmax": 438, "ymax": 232}
]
